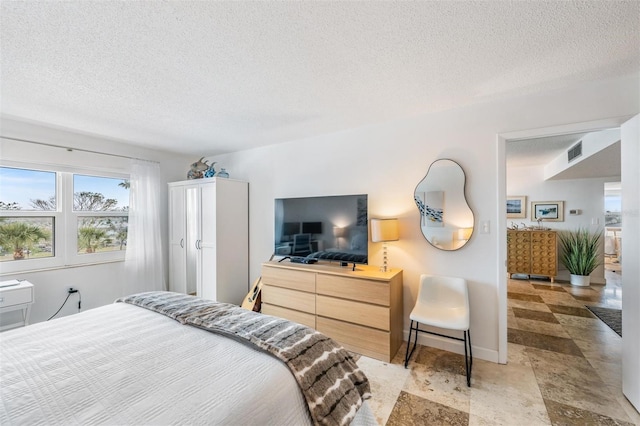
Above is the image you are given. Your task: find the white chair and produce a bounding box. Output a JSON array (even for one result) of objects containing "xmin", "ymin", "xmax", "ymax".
[{"xmin": 404, "ymin": 274, "xmax": 472, "ymax": 387}]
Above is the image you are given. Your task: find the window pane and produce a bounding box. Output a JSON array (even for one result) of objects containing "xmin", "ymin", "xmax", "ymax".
[
  {"xmin": 0, "ymin": 217, "xmax": 54, "ymax": 262},
  {"xmin": 0, "ymin": 167, "xmax": 56, "ymax": 211},
  {"xmin": 77, "ymin": 216, "xmax": 128, "ymax": 254},
  {"xmin": 73, "ymin": 175, "xmax": 129, "ymax": 211}
]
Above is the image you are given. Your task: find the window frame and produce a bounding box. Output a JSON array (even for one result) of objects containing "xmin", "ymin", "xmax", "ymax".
[{"xmin": 0, "ymin": 162, "xmax": 129, "ymax": 274}]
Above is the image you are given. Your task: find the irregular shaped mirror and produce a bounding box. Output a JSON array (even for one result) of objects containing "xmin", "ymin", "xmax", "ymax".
[{"xmin": 414, "ymin": 159, "xmax": 474, "ymax": 250}]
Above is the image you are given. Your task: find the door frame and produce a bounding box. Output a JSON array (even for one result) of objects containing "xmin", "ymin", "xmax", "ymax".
[{"xmin": 496, "ymin": 116, "xmax": 631, "ymax": 364}]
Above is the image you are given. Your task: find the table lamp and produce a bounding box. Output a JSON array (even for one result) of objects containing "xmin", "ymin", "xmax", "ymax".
[{"xmin": 371, "ymin": 218, "xmax": 399, "ymax": 272}]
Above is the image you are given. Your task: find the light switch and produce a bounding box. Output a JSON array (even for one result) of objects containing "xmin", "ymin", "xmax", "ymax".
[{"xmin": 481, "ymin": 220, "xmax": 490, "ymax": 234}]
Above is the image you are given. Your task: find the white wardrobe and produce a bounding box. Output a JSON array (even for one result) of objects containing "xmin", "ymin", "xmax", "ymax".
[{"xmin": 168, "ymin": 178, "xmax": 248, "ymax": 304}]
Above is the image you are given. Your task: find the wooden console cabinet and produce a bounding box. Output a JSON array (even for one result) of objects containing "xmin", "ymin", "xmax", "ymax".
[
  {"xmin": 261, "ymin": 262, "xmax": 403, "ymax": 362},
  {"xmin": 507, "ymin": 230, "xmax": 557, "ymax": 282}
]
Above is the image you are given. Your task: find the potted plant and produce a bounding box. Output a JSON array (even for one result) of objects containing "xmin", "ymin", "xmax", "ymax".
[
  {"xmin": 0, "ymin": 222, "xmax": 49, "ymax": 260},
  {"xmin": 558, "ymin": 227, "xmax": 602, "ymax": 286}
]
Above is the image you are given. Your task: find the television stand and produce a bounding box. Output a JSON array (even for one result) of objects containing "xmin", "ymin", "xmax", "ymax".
[{"xmin": 260, "ymin": 261, "xmax": 403, "ymax": 362}]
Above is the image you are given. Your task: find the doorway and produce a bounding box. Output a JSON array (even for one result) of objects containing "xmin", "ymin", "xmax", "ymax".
[{"xmin": 496, "ymin": 117, "xmax": 627, "ymax": 364}]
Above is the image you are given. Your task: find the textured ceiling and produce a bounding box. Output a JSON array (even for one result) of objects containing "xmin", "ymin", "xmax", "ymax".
[
  {"xmin": 1, "ymin": 1, "xmax": 639, "ymax": 156},
  {"xmin": 506, "ymin": 132, "xmax": 590, "ymax": 167},
  {"xmin": 507, "ymin": 131, "xmax": 621, "ymax": 180}
]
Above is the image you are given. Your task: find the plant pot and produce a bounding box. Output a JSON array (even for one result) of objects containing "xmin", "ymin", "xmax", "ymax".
[{"xmin": 570, "ymin": 274, "xmax": 591, "ymax": 286}]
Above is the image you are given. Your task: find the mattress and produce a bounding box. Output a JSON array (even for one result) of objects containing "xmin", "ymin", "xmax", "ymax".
[
  {"xmin": 307, "ymin": 251, "xmax": 368, "ymax": 264},
  {"xmin": 0, "ymin": 302, "xmax": 377, "ymax": 425}
]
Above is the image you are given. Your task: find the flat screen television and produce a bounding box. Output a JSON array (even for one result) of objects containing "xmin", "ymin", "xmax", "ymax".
[{"xmin": 274, "ymin": 194, "xmax": 368, "ymax": 264}]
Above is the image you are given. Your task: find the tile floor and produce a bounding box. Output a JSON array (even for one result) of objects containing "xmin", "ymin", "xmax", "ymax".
[{"xmin": 357, "ymin": 269, "xmax": 640, "ymax": 425}]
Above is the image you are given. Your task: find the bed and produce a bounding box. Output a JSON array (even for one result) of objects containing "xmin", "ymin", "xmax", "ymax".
[
  {"xmin": 307, "ymin": 227, "xmax": 368, "ymax": 265},
  {"xmin": 0, "ymin": 292, "xmax": 377, "ymax": 425},
  {"xmin": 307, "ymin": 250, "xmax": 368, "ymax": 265}
]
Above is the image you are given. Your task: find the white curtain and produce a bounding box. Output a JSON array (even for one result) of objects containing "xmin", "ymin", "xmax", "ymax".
[{"xmin": 125, "ymin": 159, "xmax": 166, "ymax": 293}]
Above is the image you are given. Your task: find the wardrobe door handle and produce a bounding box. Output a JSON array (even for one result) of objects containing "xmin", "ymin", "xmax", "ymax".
[{"xmin": 180, "ymin": 238, "xmax": 184, "ymax": 248}]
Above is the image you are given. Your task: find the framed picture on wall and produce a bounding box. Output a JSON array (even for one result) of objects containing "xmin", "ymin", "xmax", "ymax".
[
  {"xmin": 531, "ymin": 201, "xmax": 564, "ymax": 222},
  {"xmin": 506, "ymin": 195, "xmax": 527, "ymax": 219}
]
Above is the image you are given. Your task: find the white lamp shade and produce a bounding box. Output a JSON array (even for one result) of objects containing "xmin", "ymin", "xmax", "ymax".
[
  {"xmin": 371, "ymin": 218, "xmax": 399, "ymax": 242},
  {"xmin": 333, "ymin": 227, "xmax": 346, "ymax": 238}
]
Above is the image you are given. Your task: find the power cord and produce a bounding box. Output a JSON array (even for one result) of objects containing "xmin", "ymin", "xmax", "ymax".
[{"xmin": 47, "ymin": 288, "xmax": 82, "ymax": 321}]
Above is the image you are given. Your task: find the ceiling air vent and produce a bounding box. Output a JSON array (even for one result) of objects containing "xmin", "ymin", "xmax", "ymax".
[{"xmin": 567, "ymin": 141, "xmax": 582, "ymax": 163}]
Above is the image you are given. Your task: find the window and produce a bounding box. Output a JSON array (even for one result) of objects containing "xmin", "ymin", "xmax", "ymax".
[{"xmin": 0, "ymin": 166, "xmax": 129, "ymax": 273}]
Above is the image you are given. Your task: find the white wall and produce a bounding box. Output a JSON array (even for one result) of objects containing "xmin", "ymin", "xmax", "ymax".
[
  {"xmin": 209, "ymin": 73, "xmax": 639, "ymax": 363},
  {"xmin": 0, "ymin": 117, "xmax": 193, "ymax": 324},
  {"xmin": 507, "ymin": 165, "xmax": 614, "ymax": 284},
  {"xmin": 621, "ymin": 114, "xmax": 640, "ymax": 411}
]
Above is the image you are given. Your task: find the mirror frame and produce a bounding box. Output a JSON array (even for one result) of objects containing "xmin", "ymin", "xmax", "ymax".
[{"xmin": 414, "ymin": 158, "xmax": 474, "ymax": 251}]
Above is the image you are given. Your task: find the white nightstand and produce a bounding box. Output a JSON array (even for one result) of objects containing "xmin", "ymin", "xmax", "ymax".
[{"xmin": 0, "ymin": 280, "xmax": 34, "ymax": 331}]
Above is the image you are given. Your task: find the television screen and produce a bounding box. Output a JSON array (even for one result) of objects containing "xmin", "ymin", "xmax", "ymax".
[
  {"xmin": 302, "ymin": 222, "xmax": 322, "ymax": 234},
  {"xmin": 281, "ymin": 222, "xmax": 300, "ymax": 240},
  {"xmin": 274, "ymin": 194, "xmax": 368, "ymax": 264}
]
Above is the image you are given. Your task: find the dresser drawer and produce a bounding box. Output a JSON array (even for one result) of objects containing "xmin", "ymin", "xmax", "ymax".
[
  {"xmin": 317, "ymin": 275, "xmax": 389, "ymax": 306},
  {"xmin": 262, "ymin": 285, "xmax": 316, "ymax": 314},
  {"xmin": 262, "ymin": 267, "xmax": 315, "ymax": 293},
  {"xmin": 262, "ymin": 304, "xmax": 316, "ymax": 328},
  {"xmin": 316, "ymin": 295, "xmax": 389, "ymax": 330},
  {"xmin": 0, "ymin": 287, "xmax": 33, "ymax": 308},
  {"xmin": 317, "ymin": 317, "xmax": 390, "ymax": 361}
]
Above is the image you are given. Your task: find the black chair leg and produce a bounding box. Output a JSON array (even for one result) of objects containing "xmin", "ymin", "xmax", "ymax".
[
  {"xmin": 404, "ymin": 320, "xmax": 418, "ymax": 368},
  {"xmin": 464, "ymin": 330, "xmax": 472, "ymax": 387}
]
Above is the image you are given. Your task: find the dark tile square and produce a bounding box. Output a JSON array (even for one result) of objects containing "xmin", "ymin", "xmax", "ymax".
[
  {"xmin": 572, "ymin": 294, "xmax": 605, "ymax": 303},
  {"xmin": 548, "ymin": 304, "xmax": 595, "ymax": 318},
  {"xmin": 507, "ymin": 292, "xmax": 545, "ymax": 303},
  {"xmin": 386, "ymin": 391, "xmax": 469, "ymax": 426},
  {"xmin": 512, "ymin": 308, "xmax": 559, "ymax": 323},
  {"xmin": 544, "ymin": 398, "xmax": 635, "ymax": 425},
  {"xmin": 508, "ymin": 328, "xmax": 584, "ymax": 357}
]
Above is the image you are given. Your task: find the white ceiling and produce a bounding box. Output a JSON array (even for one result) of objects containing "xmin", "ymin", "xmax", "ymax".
[{"xmin": 1, "ymin": 1, "xmax": 639, "ymax": 157}]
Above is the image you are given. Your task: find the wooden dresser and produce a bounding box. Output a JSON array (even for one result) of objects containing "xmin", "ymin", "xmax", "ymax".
[
  {"xmin": 261, "ymin": 261, "xmax": 403, "ymax": 362},
  {"xmin": 507, "ymin": 230, "xmax": 558, "ymax": 282}
]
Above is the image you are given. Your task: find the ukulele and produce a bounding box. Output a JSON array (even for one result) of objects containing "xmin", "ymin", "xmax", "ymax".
[
  {"xmin": 241, "ymin": 255, "xmax": 274, "ymax": 312},
  {"xmin": 241, "ymin": 276, "xmax": 263, "ymax": 312}
]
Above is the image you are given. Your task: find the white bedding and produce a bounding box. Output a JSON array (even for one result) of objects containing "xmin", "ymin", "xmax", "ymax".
[{"xmin": 0, "ymin": 303, "xmax": 377, "ymax": 425}]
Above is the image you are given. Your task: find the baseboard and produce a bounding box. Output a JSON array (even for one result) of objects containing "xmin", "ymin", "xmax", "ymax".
[{"xmin": 403, "ymin": 329, "xmax": 499, "ymax": 364}]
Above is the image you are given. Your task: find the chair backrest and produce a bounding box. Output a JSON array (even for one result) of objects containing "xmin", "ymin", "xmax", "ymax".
[
  {"xmin": 292, "ymin": 233, "xmax": 312, "ymax": 255},
  {"xmin": 417, "ymin": 274, "xmax": 469, "ymax": 311}
]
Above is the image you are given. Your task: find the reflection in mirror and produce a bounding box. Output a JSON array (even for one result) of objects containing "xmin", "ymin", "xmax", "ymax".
[{"xmin": 414, "ymin": 159, "xmax": 474, "ymax": 250}]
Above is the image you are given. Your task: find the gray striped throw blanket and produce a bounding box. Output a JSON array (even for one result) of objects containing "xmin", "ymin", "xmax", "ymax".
[{"xmin": 117, "ymin": 291, "xmax": 371, "ymax": 425}]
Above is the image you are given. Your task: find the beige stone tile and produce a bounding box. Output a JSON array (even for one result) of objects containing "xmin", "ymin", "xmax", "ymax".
[
  {"xmin": 573, "ymin": 334, "xmax": 621, "ymax": 364},
  {"xmin": 554, "ymin": 313, "xmax": 611, "ymax": 333},
  {"xmin": 537, "ymin": 292, "xmax": 584, "ymax": 307},
  {"xmin": 564, "ymin": 286, "xmax": 600, "ymax": 297},
  {"xmin": 507, "ymin": 281, "xmax": 539, "ymax": 294},
  {"xmin": 526, "ymin": 347, "xmax": 633, "ymax": 423},
  {"xmin": 468, "ymin": 358, "xmax": 550, "ymax": 425},
  {"xmin": 402, "ymin": 347, "xmax": 471, "ymax": 413},
  {"xmin": 507, "ymin": 298, "xmax": 552, "ymax": 313},
  {"xmin": 588, "ymin": 359, "xmax": 622, "ymax": 388},
  {"xmin": 614, "ymin": 388, "xmax": 640, "ymax": 426},
  {"xmin": 507, "ymin": 342, "xmax": 532, "ymax": 366},
  {"xmin": 468, "ymin": 413, "xmax": 550, "ymax": 425},
  {"xmin": 356, "ymin": 355, "xmax": 411, "ymax": 426}
]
